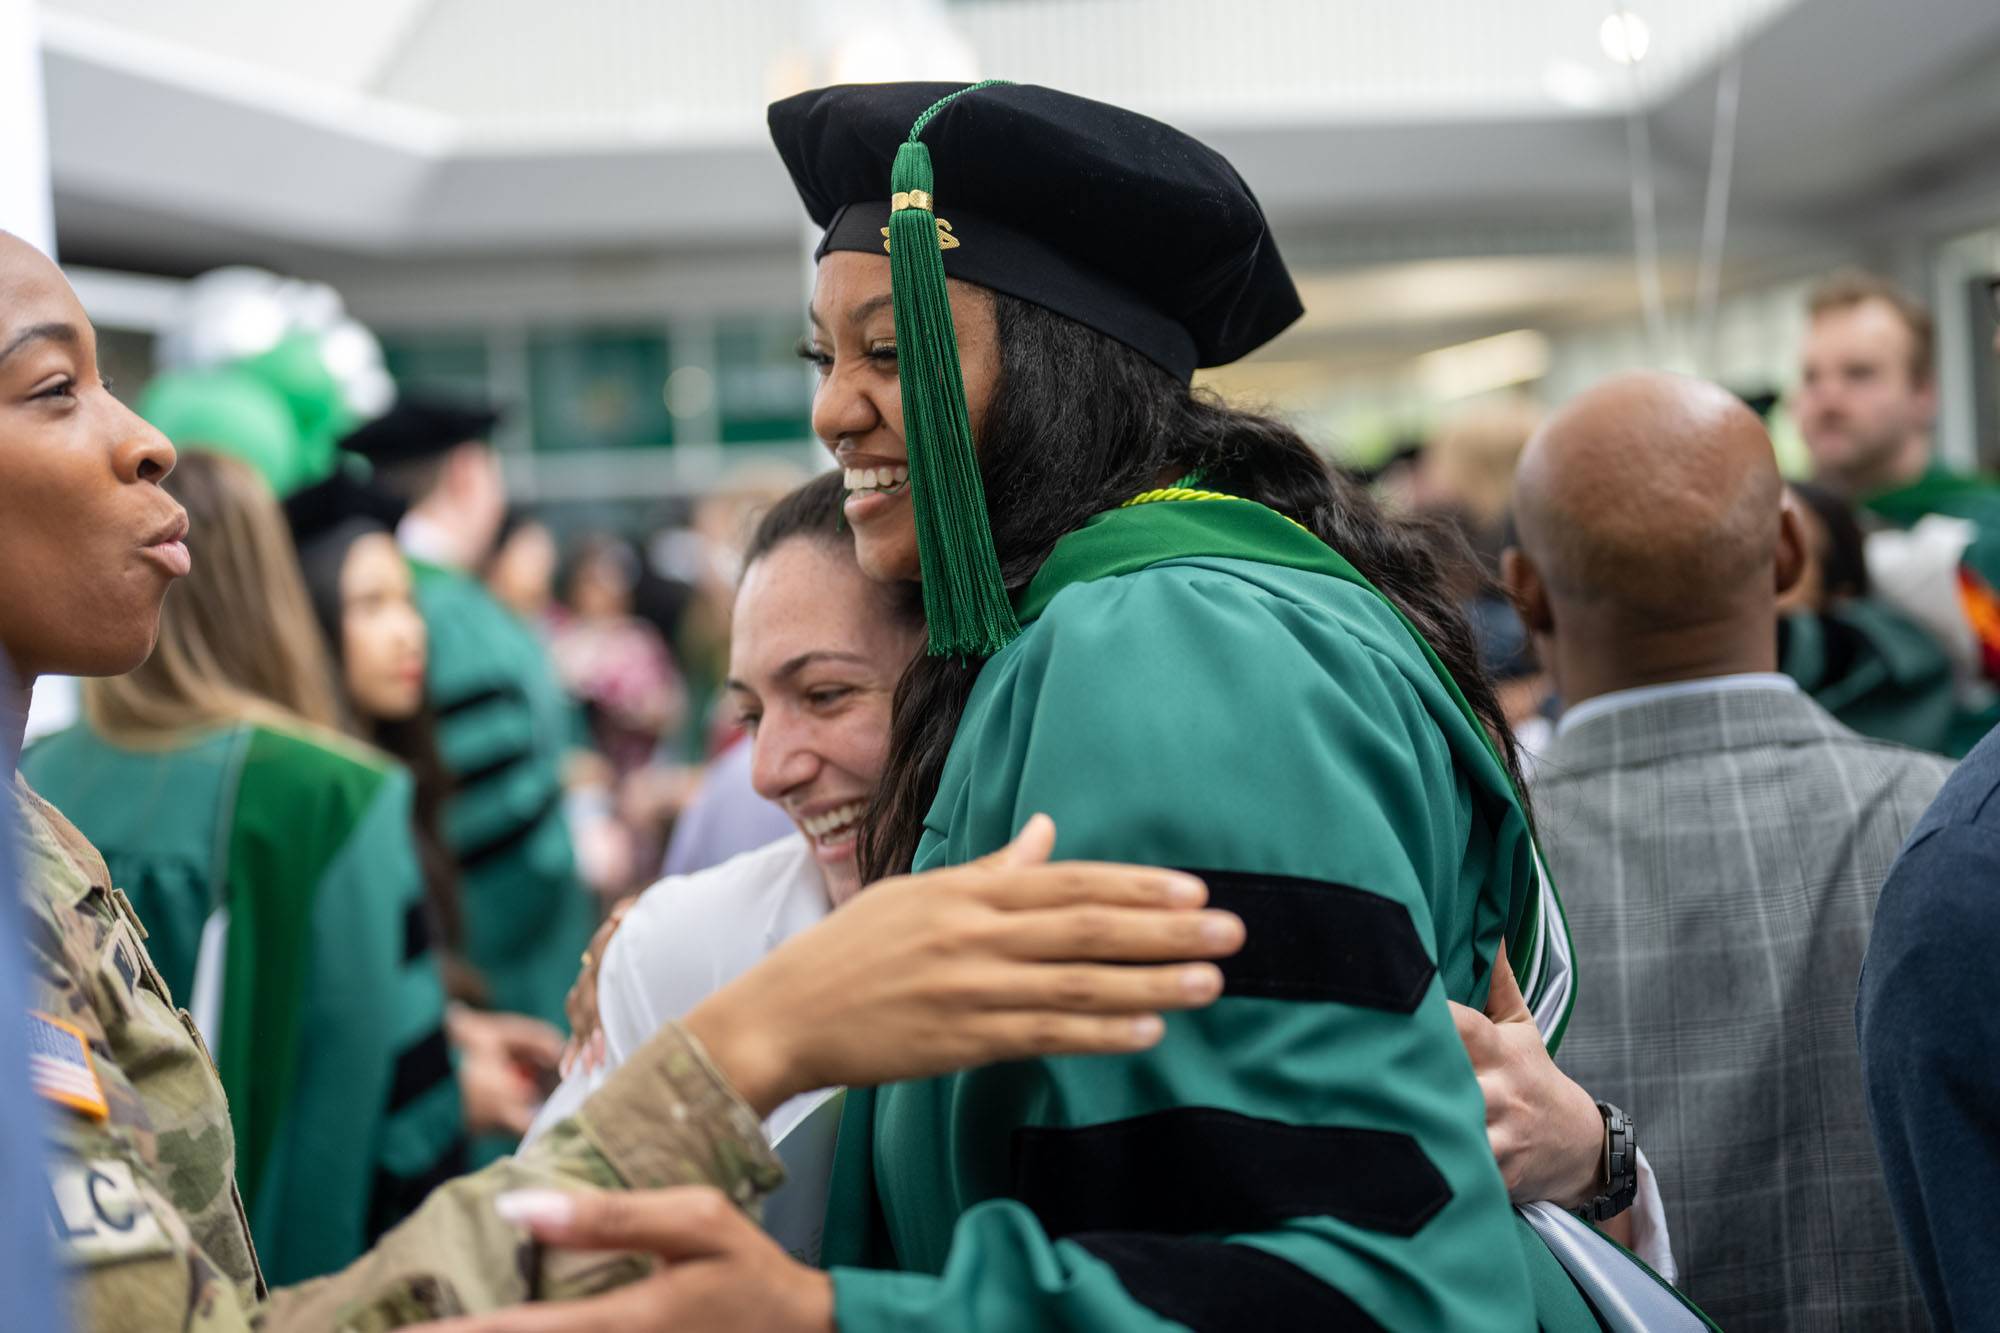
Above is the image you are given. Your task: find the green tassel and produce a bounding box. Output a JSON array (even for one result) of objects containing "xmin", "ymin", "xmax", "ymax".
[{"xmin": 889, "ymin": 82, "xmax": 1021, "ymax": 659}]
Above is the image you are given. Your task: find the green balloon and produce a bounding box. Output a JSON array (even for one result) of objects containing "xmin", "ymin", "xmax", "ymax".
[
  {"xmin": 236, "ymin": 332, "xmax": 355, "ymax": 489},
  {"xmin": 138, "ymin": 368, "xmax": 304, "ymax": 494}
]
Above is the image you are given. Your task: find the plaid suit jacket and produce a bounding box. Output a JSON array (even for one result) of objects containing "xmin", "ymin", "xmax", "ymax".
[{"xmin": 1535, "ymin": 683, "xmax": 1951, "ymax": 1332}]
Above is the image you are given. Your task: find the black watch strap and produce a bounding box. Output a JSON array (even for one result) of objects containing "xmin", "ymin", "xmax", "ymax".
[{"xmin": 1580, "ymin": 1100, "xmax": 1638, "ymax": 1222}]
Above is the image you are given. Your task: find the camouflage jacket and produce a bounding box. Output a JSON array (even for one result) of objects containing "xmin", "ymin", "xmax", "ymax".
[{"xmin": 15, "ymin": 777, "xmax": 784, "ymax": 1331}]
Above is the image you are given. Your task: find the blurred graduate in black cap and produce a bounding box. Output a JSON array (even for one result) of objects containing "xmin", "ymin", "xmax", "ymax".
[
  {"xmin": 339, "ymin": 399, "xmax": 593, "ymax": 1071},
  {"xmin": 539, "ymin": 80, "xmax": 1644, "ymax": 1333}
]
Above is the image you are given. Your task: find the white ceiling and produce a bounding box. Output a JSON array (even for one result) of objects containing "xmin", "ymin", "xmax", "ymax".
[
  {"xmin": 32, "ymin": 0, "xmax": 2000, "ymax": 376},
  {"xmin": 36, "ymin": 0, "xmax": 1833, "ymax": 261},
  {"xmin": 44, "ymin": 0, "xmax": 1795, "ymax": 139},
  {"xmin": 41, "ymin": 0, "xmax": 2000, "ymax": 269}
]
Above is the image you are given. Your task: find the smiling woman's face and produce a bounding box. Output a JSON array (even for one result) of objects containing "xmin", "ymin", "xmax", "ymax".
[
  {"xmin": 0, "ymin": 233, "xmax": 186, "ymax": 682},
  {"xmin": 803, "ymin": 250, "xmax": 1001, "ymax": 584},
  {"xmin": 727, "ymin": 535, "xmax": 924, "ymax": 905}
]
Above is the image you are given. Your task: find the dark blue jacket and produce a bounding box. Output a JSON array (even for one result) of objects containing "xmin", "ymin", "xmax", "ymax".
[
  {"xmin": 1859, "ymin": 725, "xmax": 2000, "ymax": 1331},
  {"xmin": 4, "ymin": 672, "xmax": 66, "ymax": 1332}
]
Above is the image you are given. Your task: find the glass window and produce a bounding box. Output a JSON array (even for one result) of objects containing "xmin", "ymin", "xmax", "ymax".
[
  {"xmin": 528, "ymin": 329, "xmax": 675, "ymax": 452},
  {"xmin": 716, "ymin": 317, "xmax": 813, "ymax": 445},
  {"xmin": 378, "ymin": 331, "xmax": 491, "ymax": 399}
]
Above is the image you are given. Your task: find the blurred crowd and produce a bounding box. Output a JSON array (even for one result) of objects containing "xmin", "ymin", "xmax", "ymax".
[{"xmin": 1375, "ymin": 269, "xmax": 2000, "ymax": 771}]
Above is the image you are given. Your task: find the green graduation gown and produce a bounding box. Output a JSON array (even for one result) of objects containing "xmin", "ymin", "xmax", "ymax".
[
  {"xmin": 1779, "ymin": 601, "xmax": 1958, "ymax": 754},
  {"xmin": 822, "ymin": 496, "xmax": 1595, "ymax": 1331},
  {"xmin": 21, "ymin": 719, "xmax": 466, "ymax": 1286},
  {"xmin": 409, "ymin": 558, "xmax": 593, "ymax": 1027}
]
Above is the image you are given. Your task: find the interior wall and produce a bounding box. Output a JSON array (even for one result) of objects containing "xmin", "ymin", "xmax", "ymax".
[{"xmin": 1, "ymin": 0, "xmax": 54, "ymax": 253}]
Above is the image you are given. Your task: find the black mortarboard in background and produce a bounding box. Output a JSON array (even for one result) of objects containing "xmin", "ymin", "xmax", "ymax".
[
  {"xmin": 339, "ymin": 396, "xmax": 502, "ymax": 468},
  {"xmin": 768, "ymin": 81, "xmax": 1303, "ymax": 381},
  {"xmin": 284, "ymin": 466, "xmax": 405, "ymax": 546}
]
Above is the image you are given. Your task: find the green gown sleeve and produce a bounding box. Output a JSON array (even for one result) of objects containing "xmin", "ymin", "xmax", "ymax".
[
  {"xmin": 1779, "ymin": 603, "xmax": 1960, "ymax": 754},
  {"xmin": 227, "ymin": 729, "xmax": 465, "ymax": 1286},
  {"xmin": 412, "ymin": 562, "xmax": 592, "ymax": 1028},
  {"xmin": 828, "ymin": 563, "xmax": 1536, "ymax": 1331}
]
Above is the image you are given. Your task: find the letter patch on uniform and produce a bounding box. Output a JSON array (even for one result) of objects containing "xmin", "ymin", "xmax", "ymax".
[
  {"xmin": 46, "ymin": 1160, "xmax": 172, "ymax": 1265},
  {"xmin": 28, "ymin": 1010, "xmax": 107, "ymax": 1121}
]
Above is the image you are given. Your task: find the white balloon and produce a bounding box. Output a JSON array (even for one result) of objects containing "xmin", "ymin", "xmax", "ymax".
[
  {"xmin": 160, "ymin": 267, "xmax": 392, "ymax": 429},
  {"xmin": 320, "ymin": 320, "xmax": 382, "ymax": 381},
  {"xmin": 318, "ymin": 318, "xmax": 392, "ymax": 417},
  {"xmin": 286, "ymin": 281, "xmax": 347, "ymax": 333},
  {"xmin": 346, "ymin": 367, "xmax": 396, "ymax": 418},
  {"xmin": 165, "ymin": 267, "xmax": 290, "ymax": 369}
]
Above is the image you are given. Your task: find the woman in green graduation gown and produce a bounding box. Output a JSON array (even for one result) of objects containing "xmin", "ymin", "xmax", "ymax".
[
  {"xmin": 289, "ymin": 480, "xmax": 568, "ymax": 1140},
  {"xmin": 699, "ymin": 80, "xmax": 1592, "ymax": 1331},
  {"xmin": 23, "ymin": 450, "xmax": 466, "ymax": 1284}
]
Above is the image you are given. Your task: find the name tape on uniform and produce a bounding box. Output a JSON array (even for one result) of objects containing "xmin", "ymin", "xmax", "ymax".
[
  {"xmin": 28, "ymin": 1010, "xmax": 108, "ymax": 1121},
  {"xmin": 47, "ymin": 1159, "xmax": 172, "ymax": 1266}
]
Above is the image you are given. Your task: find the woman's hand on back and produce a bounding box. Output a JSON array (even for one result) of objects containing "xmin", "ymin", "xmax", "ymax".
[
  {"xmin": 560, "ymin": 895, "xmax": 638, "ymax": 1078},
  {"xmin": 685, "ymin": 813, "xmax": 1243, "ymax": 1117},
  {"xmin": 1448, "ymin": 950, "xmax": 1606, "ymax": 1208}
]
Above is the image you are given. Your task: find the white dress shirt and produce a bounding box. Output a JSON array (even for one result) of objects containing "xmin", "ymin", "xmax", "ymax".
[
  {"xmin": 523, "ymin": 833, "xmax": 828, "ymax": 1145},
  {"xmin": 1556, "ymin": 672, "xmax": 1801, "ymax": 740}
]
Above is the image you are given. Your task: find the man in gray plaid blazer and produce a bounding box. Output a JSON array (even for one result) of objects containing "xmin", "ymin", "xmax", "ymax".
[{"xmin": 1506, "ymin": 372, "xmax": 1951, "ymax": 1330}]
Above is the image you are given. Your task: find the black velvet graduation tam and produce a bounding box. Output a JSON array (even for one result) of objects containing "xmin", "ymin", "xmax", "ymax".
[
  {"xmin": 768, "ymin": 81, "xmax": 1303, "ymax": 381},
  {"xmin": 283, "ymin": 467, "xmax": 403, "ymax": 546},
  {"xmin": 339, "ymin": 396, "xmax": 502, "ymax": 467}
]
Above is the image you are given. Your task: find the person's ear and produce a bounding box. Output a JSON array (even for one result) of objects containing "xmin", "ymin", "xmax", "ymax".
[
  {"xmin": 1502, "ymin": 546, "xmax": 1553, "ymax": 635},
  {"xmin": 445, "ymin": 442, "xmax": 505, "ymax": 510},
  {"xmin": 1774, "ymin": 495, "xmax": 1809, "ymax": 603}
]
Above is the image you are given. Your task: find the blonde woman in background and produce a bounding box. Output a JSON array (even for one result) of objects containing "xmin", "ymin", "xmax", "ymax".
[
  {"xmin": 22, "ymin": 450, "xmax": 472, "ymax": 1284},
  {"xmin": 1411, "ymin": 397, "xmax": 1543, "ymax": 571}
]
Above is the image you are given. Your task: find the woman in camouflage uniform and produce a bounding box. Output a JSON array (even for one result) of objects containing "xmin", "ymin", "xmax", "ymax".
[{"xmin": 0, "ymin": 229, "xmax": 1242, "ymax": 1332}]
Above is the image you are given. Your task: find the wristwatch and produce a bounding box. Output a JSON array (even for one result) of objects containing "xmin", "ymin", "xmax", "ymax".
[{"xmin": 1579, "ymin": 1100, "xmax": 1638, "ymax": 1222}]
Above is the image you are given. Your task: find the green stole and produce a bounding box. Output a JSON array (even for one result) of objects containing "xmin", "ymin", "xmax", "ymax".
[{"xmin": 1862, "ymin": 464, "xmax": 2000, "ymax": 530}]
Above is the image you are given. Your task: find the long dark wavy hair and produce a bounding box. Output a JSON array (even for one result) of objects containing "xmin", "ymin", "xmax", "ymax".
[
  {"xmin": 858, "ymin": 292, "xmax": 1524, "ymax": 884},
  {"xmin": 295, "ymin": 522, "xmax": 467, "ymax": 963}
]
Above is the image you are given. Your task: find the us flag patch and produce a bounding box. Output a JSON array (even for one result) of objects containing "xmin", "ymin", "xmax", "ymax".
[{"xmin": 28, "ymin": 1011, "xmax": 108, "ymax": 1121}]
